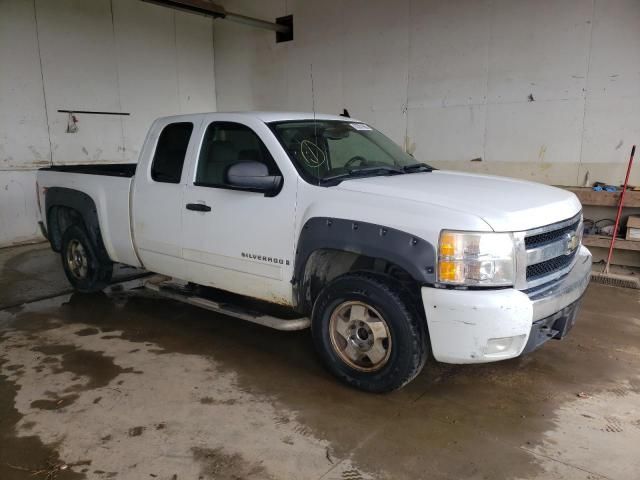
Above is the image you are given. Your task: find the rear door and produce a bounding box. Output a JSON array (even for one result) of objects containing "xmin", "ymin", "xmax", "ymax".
[
  {"xmin": 180, "ymin": 115, "xmax": 297, "ymax": 305},
  {"xmin": 132, "ymin": 117, "xmax": 200, "ymax": 278}
]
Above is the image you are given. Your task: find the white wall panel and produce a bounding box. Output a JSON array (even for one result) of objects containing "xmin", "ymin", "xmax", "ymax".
[
  {"xmin": 341, "ymin": 0, "xmax": 410, "ymax": 145},
  {"xmin": 587, "ymin": 0, "xmax": 640, "ymax": 92},
  {"xmin": 487, "ymin": 0, "xmax": 591, "ymax": 103},
  {"xmin": 215, "ymin": 0, "xmax": 640, "ymax": 186},
  {"xmin": 1, "ymin": 0, "xmax": 217, "ymax": 246},
  {"xmin": 113, "ymin": 1, "xmax": 217, "ymax": 160},
  {"xmin": 484, "ymin": 99, "xmax": 584, "ymax": 165},
  {"xmin": 285, "ymin": 0, "xmax": 345, "ymax": 114},
  {"xmin": 112, "ymin": 0, "xmax": 179, "ymax": 159},
  {"xmin": 175, "ymin": 11, "xmax": 216, "ymax": 114},
  {"xmin": 0, "ymin": 0, "xmax": 50, "ymax": 170},
  {"xmin": 408, "ymin": 0, "xmax": 490, "ymax": 109},
  {"xmin": 213, "ymin": 20, "xmax": 263, "ymax": 111},
  {"xmin": 35, "ymin": 0, "xmax": 124, "ymax": 164},
  {"xmin": 213, "ymin": 0, "xmax": 285, "ymax": 111},
  {"xmin": 580, "ymin": 95, "xmax": 640, "ymax": 183},
  {"xmin": 0, "ymin": 171, "xmax": 40, "ymax": 247},
  {"xmin": 408, "ymin": 104, "xmax": 486, "ymax": 164},
  {"xmin": 580, "ymin": 0, "xmax": 640, "ymax": 171}
]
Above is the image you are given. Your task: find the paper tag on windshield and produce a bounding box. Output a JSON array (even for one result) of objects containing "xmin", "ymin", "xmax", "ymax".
[{"xmin": 350, "ymin": 123, "xmax": 372, "ymax": 131}]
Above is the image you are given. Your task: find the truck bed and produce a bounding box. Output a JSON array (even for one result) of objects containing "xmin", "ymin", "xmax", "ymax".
[
  {"xmin": 40, "ymin": 163, "xmax": 137, "ymax": 177},
  {"xmin": 37, "ymin": 167, "xmax": 141, "ymax": 268}
]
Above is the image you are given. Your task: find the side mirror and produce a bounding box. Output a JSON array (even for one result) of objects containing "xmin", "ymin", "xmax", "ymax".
[{"xmin": 225, "ymin": 161, "xmax": 282, "ymax": 194}]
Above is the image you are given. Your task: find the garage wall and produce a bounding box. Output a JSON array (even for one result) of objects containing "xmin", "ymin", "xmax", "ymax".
[
  {"xmin": 0, "ymin": 0, "xmax": 216, "ymax": 247},
  {"xmin": 213, "ymin": 0, "xmax": 640, "ymax": 187}
]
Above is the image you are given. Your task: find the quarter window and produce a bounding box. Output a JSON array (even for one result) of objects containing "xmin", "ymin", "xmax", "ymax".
[{"xmin": 151, "ymin": 122, "xmax": 193, "ymax": 183}]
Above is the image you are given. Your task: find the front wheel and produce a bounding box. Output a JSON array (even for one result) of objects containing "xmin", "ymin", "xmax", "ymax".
[
  {"xmin": 311, "ymin": 273, "xmax": 428, "ymax": 392},
  {"xmin": 61, "ymin": 225, "xmax": 113, "ymax": 293}
]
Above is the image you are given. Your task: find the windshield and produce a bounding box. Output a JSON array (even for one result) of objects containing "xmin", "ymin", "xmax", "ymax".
[{"xmin": 269, "ymin": 120, "xmax": 432, "ymax": 185}]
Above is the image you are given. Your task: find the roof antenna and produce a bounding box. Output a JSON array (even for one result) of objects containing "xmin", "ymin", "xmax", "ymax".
[
  {"xmin": 310, "ymin": 63, "xmax": 321, "ymax": 185},
  {"xmin": 340, "ymin": 108, "xmax": 350, "ymax": 118},
  {"xmin": 310, "ymin": 63, "xmax": 317, "ymax": 127}
]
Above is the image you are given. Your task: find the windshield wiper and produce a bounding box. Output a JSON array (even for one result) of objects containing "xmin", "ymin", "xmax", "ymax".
[
  {"xmin": 320, "ymin": 166, "xmax": 404, "ymax": 184},
  {"xmin": 402, "ymin": 162, "xmax": 434, "ymax": 173}
]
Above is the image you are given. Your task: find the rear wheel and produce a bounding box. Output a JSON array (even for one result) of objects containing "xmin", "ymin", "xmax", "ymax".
[
  {"xmin": 312, "ymin": 273, "xmax": 428, "ymax": 392},
  {"xmin": 61, "ymin": 225, "xmax": 113, "ymax": 293}
]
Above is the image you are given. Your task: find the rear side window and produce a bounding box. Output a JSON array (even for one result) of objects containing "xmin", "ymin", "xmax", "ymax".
[{"xmin": 151, "ymin": 122, "xmax": 193, "ymax": 183}]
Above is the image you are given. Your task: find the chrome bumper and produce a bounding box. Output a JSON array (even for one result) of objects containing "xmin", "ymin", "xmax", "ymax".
[{"xmin": 530, "ymin": 246, "xmax": 592, "ymax": 321}]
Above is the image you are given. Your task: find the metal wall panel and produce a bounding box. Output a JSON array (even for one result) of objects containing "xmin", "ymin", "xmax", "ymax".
[
  {"xmin": 0, "ymin": 0, "xmax": 216, "ymax": 246},
  {"xmin": 214, "ymin": 0, "xmax": 640, "ymax": 187}
]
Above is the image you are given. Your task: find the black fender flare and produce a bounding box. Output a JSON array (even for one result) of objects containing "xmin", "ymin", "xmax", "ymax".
[
  {"xmin": 45, "ymin": 187, "xmax": 108, "ymax": 259},
  {"xmin": 292, "ymin": 217, "xmax": 437, "ymax": 309}
]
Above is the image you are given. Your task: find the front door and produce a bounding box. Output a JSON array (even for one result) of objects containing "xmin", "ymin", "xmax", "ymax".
[{"xmin": 181, "ymin": 118, "xmax": 297, "ymax": 305}]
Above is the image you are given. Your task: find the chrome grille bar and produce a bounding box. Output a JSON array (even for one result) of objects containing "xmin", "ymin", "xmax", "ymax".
[
  {"xmin": 514, "ymin": 211, "xmax": 583, "ymax": 291},
  {"xmin": 526, "ymin": 237, "xmax": 573, "ymax": 264}
]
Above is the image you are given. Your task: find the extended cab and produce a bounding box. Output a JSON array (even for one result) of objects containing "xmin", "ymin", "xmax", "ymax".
[{"xmin": 36, "ymin": 112, "xmax": 592, "ymax": 392}]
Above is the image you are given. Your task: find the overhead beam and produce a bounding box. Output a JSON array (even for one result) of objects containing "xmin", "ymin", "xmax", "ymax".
[
  {"xmin": 140, "ymin": 0, "xmax": 291, "ymax": 34},
  {"xmin": 224, "ymin": 12, "xmax": 289, "ymax": 34},
  {"xmin": 141, "ymin": 0, "xmax": 225, "ymax": 18}
]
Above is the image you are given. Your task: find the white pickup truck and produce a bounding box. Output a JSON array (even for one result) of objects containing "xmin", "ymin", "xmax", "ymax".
[{"xmin": 36, "ymin": 112, "xmax": 591, "ymax": 392}]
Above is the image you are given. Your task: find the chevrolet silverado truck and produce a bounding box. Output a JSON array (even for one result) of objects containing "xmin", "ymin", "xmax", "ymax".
[{"xmin": 36, "ymin": 112, "xmax": 592, "ymax": 392}]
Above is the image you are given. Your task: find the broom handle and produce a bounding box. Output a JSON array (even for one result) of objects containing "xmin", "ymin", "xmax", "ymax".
[{"xmin": 604, "ymin": 145, "xmax": 636, "ymax": 273}]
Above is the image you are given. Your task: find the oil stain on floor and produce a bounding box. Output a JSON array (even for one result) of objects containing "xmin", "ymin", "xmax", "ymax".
[
  {"xmin": 0, "ymin": 283, "xmax": 639, "ymax": 479},
  {"xmin": 0, "ymin": 292, "xmax": 374, "ymax": 480}
]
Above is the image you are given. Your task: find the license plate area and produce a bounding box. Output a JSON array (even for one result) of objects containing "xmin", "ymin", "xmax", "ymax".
[
  {"xmin": 550, "ymin": 300, "xmax": 581, "ymax": 339},
  {"xmin": 522, "ymin": 296, "xmax": 583, "ymax": 354}
]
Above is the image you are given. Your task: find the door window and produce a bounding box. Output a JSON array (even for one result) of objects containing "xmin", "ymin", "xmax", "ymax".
[
  {"xmin": 151, "ymin": 122, "xmax": 193, "ymax": 183},
  {"xmin": 195, "ymin": 122, "xmax": 279, "ymax": 187}
]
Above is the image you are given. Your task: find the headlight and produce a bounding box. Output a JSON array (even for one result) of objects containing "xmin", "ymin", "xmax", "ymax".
[{"xmin": 438, "ymin": 231, "xmax": 515, "ymax": 286}]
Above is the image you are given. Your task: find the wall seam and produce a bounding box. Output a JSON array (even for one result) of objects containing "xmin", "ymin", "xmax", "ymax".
[
  {"xmin": 481, "ymin": 0, "xmax": 493, "ymax": 165},
  {"xmin": 173, "ymin": 11, "xmax": 182, "ymax": 112},
  {"xmin": 339, "ymin": 2, "xmax": 343, "ymax": 113},
  {"xmin": 211, "ymin": 18, "xmax": 218, "ymax": 111},
  {"xmin": 109, "ymin": 0, "xmax": 126, "ymax": 161},
  {"xmin": 283, "ymin": 0, "xmax": 289, "ymax": 110},
  {"xmin": 403, "ymin": 0, "xmax": 412, "ymax": 152},
  {"xmin": 32, "ymin": 0, "xmax": 53, "ymax": 166},
  {"xmin": 577, "ymin": 0, "xmax": 596, "ymax": 186}
]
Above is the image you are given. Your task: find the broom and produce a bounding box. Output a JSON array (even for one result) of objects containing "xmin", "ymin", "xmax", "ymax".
[{"xmin": 590, "ymin": 145, "xmax": 640, "ymax": 288}]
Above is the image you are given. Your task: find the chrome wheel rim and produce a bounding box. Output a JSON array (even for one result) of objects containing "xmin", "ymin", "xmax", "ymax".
[
  {"xmin": 329, "ymin": 301, "xmax": 392, "ymax": 372},
  {"xmin": 66, "ymin": 239, "xmax": 88, "ymax": 280}
]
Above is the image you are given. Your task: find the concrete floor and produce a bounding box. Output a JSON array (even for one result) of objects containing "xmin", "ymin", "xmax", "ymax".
[{"xmin": 0, "ymin": 244, "xmax": 639, "ymax": 480}]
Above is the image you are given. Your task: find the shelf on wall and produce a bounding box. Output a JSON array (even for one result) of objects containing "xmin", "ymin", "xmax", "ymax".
[
  {"xmin": 560, "ymin": 186, "xmax": 640, "ymax": 208},
  {"xmin": 583, "ymin": 234, "xmax": 640, "ymax": 251}
]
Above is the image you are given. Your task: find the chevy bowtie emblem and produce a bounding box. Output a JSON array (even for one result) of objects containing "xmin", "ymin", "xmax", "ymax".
[{"xmin": 564, "ymin": 232, "xmax": 579, "ymax": 255}]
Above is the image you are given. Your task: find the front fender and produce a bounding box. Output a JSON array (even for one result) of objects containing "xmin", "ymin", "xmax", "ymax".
[{"xmin": 292, "ymin": 217, "xmax": 437, "ymax": 309}]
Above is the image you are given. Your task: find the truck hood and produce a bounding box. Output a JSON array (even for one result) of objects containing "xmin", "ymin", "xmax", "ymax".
[{"xmin": 336, "ymin": 170, "xmax": 581, "ymax": 232}]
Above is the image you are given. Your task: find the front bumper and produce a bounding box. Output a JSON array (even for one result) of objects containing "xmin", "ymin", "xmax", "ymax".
[{"xmin": 421, "ymin": 245, "xmax": 592, "ymax": 364}]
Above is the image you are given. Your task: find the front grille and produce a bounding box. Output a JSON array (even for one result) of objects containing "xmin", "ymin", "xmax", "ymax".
[
  {"xmin": 521, "ymin": 212, "xmax": 582, "ymax": 288},
  {"xmin": 525, "ymin": 219, "xmax": 580, "ymax": 249},
  {"xmin": 526, "ymin": 251, "xmax": 576, "ymax": 280}
]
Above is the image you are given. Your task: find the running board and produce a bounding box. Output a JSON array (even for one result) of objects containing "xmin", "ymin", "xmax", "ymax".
[{"xmin": 143, "ymin": 277, "xmax": 310, "ymax": 331}]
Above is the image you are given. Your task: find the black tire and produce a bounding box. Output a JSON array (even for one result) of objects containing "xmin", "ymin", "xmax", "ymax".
[
  {"xmin": 60, "ymin": 224, "xmax": 113, "ymax": 293},
  {"xmin": 311, "ymin": 272, "xmax": 428, "ymax": 393}
]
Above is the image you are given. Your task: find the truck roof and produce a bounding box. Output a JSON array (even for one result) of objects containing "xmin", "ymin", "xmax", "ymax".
[{"xmin": 156, "ymin": 111, "xmax": 358, "ymax": 123}]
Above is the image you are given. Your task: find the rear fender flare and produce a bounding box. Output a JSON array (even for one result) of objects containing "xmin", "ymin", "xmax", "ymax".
[{"xmin": 45, "ymin": 187, "xmax": 107, "ymax": 259}]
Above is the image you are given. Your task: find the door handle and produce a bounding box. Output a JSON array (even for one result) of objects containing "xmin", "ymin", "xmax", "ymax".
[{"xmin": 185, "ymin": 203, "xmax": 211, "ymax": 212}]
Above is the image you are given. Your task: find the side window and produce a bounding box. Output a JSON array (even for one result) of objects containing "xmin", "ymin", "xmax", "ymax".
[
  {"xmin": 151, "ymin": 122, "xmax": 193, "ymax": 183},
  {"xmin": 195, "ymin": 122, "xmax": 279, "ymax": 187}
]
